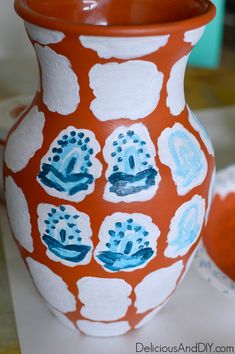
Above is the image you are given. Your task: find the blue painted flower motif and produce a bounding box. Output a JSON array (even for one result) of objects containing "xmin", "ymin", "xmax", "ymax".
[
  {"xmin": 158, "ymin": 123, "xmax": 208, "ymax": 196},
  {"xmin": 103, "ymin": 124, "xmax": 161, "ymax": 203},
  {"xmin": 164, "ymin": 195, "xmax": 205, "ymax": 258},
  {"xmin": 94, "ymin": 212, "xmax": 160, "ymax": 272},
  {"xmin": 37, "ymin": 204, "xmax": 93, "ymax": 267},
  {"xmin": 37, "ymin": 127, "xmax": 102, "ymax": 202}
]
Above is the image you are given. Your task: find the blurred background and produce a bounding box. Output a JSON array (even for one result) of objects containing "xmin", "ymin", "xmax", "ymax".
[{"xmin": 0, "ymin": 1, "xmax": 235, "ymax": 353}]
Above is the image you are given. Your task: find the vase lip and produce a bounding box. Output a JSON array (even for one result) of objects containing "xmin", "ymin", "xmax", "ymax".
[{"xmin": 15, "ymin": 0, "xmax": 216, "ymax": 37}]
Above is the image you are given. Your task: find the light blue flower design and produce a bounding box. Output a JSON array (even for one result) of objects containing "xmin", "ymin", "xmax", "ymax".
[
  {"xmin": 158, "ymin": 123, "xmax": 208, "ymax": 196},
  {"xmin": 164, "ymin": 195, "xmax": 205, "ymax": 258}
]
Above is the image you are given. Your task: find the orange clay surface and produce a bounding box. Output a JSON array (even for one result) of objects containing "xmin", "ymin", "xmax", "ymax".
[{"xmin": 204, "ymin": 194, "xmax": 235, "ymax": 282}]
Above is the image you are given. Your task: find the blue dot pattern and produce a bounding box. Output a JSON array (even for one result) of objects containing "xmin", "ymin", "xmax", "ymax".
[
  {"xmin": 106, "ymin": 128, "xmax": 158, "ymax": 198},
  {"xmin": 40, "ymin": 205, "xmax": 92, "ymax": 265},
  {"xmin": 96, "ymin": 218, "xmax": 155, "ymax": 272},
  {"xmin": 38, "ymin": 127, "xmax": 101, "ymax": 201}
]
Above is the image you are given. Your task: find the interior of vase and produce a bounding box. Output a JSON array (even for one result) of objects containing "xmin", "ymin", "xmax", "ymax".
[{"xmin": 25, "ymin": 0, "xmax": 209, "ymax": 26}]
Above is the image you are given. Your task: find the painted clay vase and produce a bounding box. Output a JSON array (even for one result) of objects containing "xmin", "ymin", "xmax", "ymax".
[
  {"xmin": 204, "ymin": 165, "xmax": 235, "ymax": 282},
  {"xmin": 4, "ymin": 0, "xmax": 216, "ymax": 337}
]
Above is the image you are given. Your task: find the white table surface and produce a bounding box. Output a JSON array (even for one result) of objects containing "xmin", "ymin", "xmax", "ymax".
[{"xmin": 1, "ymin": 107, "xmax": 235, "ymax": 354}]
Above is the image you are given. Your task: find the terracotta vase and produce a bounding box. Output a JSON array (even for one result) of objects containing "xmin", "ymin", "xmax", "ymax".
[
  {"xmin": 4, "ymin": 0, "xmax": 215, "ymax": 337},
  {"xmin": 204, "ymin": 165, "xmax": 235, "ymax": 282}
]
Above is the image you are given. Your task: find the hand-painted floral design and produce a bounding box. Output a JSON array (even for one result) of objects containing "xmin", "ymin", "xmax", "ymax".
[
  {"xmin": 94, "ymin": 213, "xmax": 160, "ymax": 272},
  {"xmin": 37, "ymin": 127, "xmax": 102, "ymax": 202},
  {"xmin": 103, "ymin": 124, "xmax": 161, "ymax": 203},
  {"xmin": 158, "ymin": 123, "xmax": 208, "ymax": 196},
  {"xmin": 38, "ymin": 204, "xmax": 93, "ymax": 267},
  {"xmin": 164, "ymin": 195, "xmax": 205, "ymax": 258}
]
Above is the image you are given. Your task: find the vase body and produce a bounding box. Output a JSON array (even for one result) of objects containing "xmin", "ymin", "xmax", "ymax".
[{"xmin": 4, "ymin": 0, "xmax": 215, "ymax": 337}]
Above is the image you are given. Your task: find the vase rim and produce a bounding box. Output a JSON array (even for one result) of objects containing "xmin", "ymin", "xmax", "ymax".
[{"xmin": 15, "ymin": 0, "xmax": 216, "ymax": 37}]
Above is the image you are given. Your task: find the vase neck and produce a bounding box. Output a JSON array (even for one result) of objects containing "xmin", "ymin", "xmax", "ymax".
[{"xmin": 27, "ymin": 22, "xmax": 205, "ymax": 118}]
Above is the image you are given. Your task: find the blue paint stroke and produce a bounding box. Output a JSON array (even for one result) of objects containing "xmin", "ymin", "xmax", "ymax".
[
  {"xmin": 107, "ymin": 130, "xmax": 158, "ymax": 197},
  {"xmin": 97, "ymin": 218, "xmax": 154, "ymax": 271},
  {"xmin": 168, "ymin": 130, "xmax": 204, "ymax": 190},
  {"xmin": 169, "ymin": 204, "xmax": 201, "ymax": 253},
  {"xmin": 38, "ymin": 131, "xmax": 95, "ymax": 197},
  {"xmin": 42, "ymin": 205, "xmax": 91, "ymax": 263}
]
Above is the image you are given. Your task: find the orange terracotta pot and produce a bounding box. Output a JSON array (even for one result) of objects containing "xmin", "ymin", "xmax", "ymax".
[
  {"xmin": 4, "ymin": 0, "xmax": 215, "ymax": 337},
  {"xmin": 204, "ymin": 166, "xmax": 235, "ymax": 282}
]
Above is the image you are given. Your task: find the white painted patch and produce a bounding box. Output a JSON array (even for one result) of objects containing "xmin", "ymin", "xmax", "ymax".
[
  {"xmin": 35, "ymin": 44, "xmax": 80, "ymax": 115},
  {"xmin": 4, "ymin": 106, "xmax": 45, "ymax": 173},
  {"xmin": 103, "ymin": 123, "xmax": 161, "ymax": 203},
  {"xmin": 77, "ymin": 277, "xmax": 132, "ymax": 321},
  {"xmin": 205, "ymin": 168, "xmax": 216, "ymax": 224},
  {"xmin": 164, "ymin": 195, "xmax": 206, "ymax": 258},
  {"xmin": 89, "ymin": 61, "xmax": 164, "ymax": 121},
  {"xmin": 5, "ymin": 176, "xmax": 33, "ymax": 252},
  {"xmin": 94, "ymin": 212, "xmax": 160, "ymax": 273},
  {"xmin": 77, "ymin": 320, "xmax": 130, "ymax": 337},
  {"xmin": 25, "ymin": 22, "xmax": 65, "ymax": 45},
  {"xmin": 166, "ymin": 55, "xmax": 189, "ymax": 116},
  {"xmin": 158, "ymin": 123, "xmax": 208, "ymax": 196},
  {"xmin": 215, "ymin": 165, "xmax": 235, "ymax": 199},
  {"xmin": 184, "ymin": 26, "xmax": 205, "ymax": 46},
  {"xmin": 188, "ymin": 108, "xmax": 215, "ymax": 156},
  {"xmin": 135, "ymin": 302, "xmax": 166, "ymax": 329},
  {"xmin": 134, "ymin": 260, "xmax": 183, "ymax": 313},
  {"xmin": 79, "ymin": 35, "xmax": 170, "ymax": 59},
  {"xmin": 37, "ymin": 204, "xmax": 93, "ymax": 267},
  {"xmin": 49, "ymin": 307, "xmax": 79, "ymax": 333},
  {"xmin": 26, "ymin": 257, "xmax": 76, "ymax": 313},
  {"xmin": 37, "ymin": 127, "xmax": 102, "ymax": 202}
]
